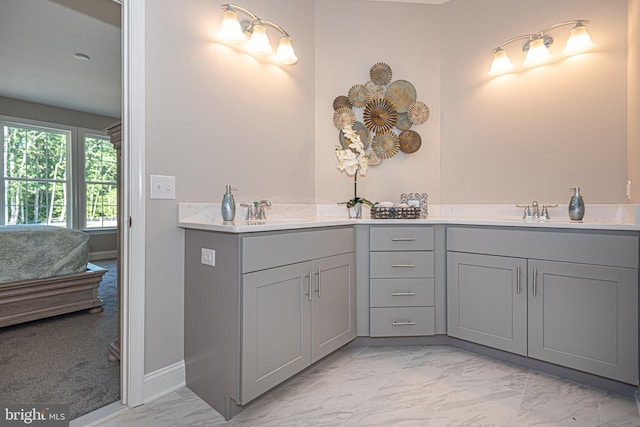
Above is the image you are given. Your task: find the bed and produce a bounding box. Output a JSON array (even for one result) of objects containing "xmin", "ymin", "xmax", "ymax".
[{"xmin": 0, "ymin": 225, "xmax": 106, "ymax": 328}]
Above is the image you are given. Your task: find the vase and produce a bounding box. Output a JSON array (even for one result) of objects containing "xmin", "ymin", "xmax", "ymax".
[{"xmin": 348, "ymin": 203, "xmax": 362, "ymax": 219}]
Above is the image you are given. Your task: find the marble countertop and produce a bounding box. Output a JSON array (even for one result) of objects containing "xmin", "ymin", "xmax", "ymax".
[{"xmin": 178, "ymin": 203, "xmax": 640, "ymax": 233}]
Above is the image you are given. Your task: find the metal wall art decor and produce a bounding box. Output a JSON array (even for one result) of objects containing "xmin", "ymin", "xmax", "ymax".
[{"xmin": 332, "ymin": 62, "xmax": 430, "ymax": 165}]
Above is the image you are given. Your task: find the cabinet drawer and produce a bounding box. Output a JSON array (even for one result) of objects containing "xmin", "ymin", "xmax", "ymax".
[
  {"xmin": 370, "ymin": 307, "xmax": 435, "ymax": 337},
  {"xmin": 370, "ymin": 251, "xmax": 434, "ymax": 278},
  {"xmin": 370, "ymin": 278, "xmax": 434, "ymax": 307},
  {"xmin": 370, "ymin": 227, "xmax": 434, "ymax": 251},
  {"xmin": 243, "ymin": 227, "xmax": 354, "ymax": 273},
  {"xmin": 447, "ymin": 227, "xmax": 639, "ymax": 269}
]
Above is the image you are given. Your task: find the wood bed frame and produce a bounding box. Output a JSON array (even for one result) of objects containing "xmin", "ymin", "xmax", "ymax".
[{"xmin": 0, "ymin": 263, "xmax": 106, "ymax": 328}]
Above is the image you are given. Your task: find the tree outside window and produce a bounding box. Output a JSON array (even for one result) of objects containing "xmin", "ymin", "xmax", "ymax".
[
  {"xmin": 1, "ymin": 120, "xmax": 117, "ymax": 230},
  {"xmin": 84, "ymin": 135, "xmax": 117, "ymax": 228},
  {"xmin": 2, "ymin": 123, "xmax": 70, "ymax": 227}
]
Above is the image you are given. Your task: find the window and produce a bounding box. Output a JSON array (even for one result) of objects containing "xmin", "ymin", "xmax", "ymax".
[
  {"xmin": 83, "ymin": 133, "xmax": 117, "ymax": 228},
  {"xmin": 1, "ymin": 117, "xmax": 117, "ymax": 230}
]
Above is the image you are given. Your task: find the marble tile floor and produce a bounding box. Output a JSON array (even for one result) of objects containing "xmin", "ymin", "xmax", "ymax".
[{"xmin": 97, "ymin": 345, "xmax": 640, "ymax": 427}]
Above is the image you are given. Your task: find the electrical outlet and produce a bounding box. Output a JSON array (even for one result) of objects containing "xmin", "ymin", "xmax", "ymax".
[
  {"xmin": 150, "ymin": 175, "xmax": 176, "ymax": 199},
  {"xmin": 626, "ymin": 180, "xmax": 632, "ymax": 201},
  {"xmin": 201, "ymin": 248, "xmax": 215, "ymax": 267}
]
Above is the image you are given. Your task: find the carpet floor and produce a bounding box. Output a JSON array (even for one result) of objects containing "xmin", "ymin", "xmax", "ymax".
[{"xmin": 0, "ymin": 259, "xmax": 120, "ymax": 420}]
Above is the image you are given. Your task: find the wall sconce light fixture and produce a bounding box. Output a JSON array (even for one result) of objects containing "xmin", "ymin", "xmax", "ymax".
[
  {"xmin": 489, "ymin": 20, "xmax": 595, "ymax": 76},
  {"xmin": 219, "ymin": 3, "xmax": 298, "ymax": 65}
]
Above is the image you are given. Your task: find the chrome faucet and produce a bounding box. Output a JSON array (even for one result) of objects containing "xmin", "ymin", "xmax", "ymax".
[
  {"xmin": 255, "ymin": 200, "xmax": 272, "ymax": 220},
  {"xmin": 516, "ymin": 201, "xmax": 558, "ymax": 221},
  {"xmin": 240, "ymin": 202, "xmax": 255, "ymax": 220},
  {"xmin": 531, "ymin": 201, "xmax": 540, "ymax": 220},
  {"xmin": 240, "ymin": 200, "xmax": 272, "ymax": 220}
]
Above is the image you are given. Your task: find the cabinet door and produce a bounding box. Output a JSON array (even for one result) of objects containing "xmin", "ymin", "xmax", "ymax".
[
  {"xmin": 311, "ymin": 252, "xmax": 356, "ymax": 363},
  {"xmin": 528, "ymin": 260, "xmax": 638, "ymax": 384},
  {"xmin": 242, "ymin": 262, "xmax": 311, "ymax": 404},
  {"xmin": 447, "ymin": 252, "xmax": 527, "ymax": 355}
]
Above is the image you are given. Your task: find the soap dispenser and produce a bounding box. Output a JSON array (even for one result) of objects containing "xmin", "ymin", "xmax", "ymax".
[
  {"xmin": 221, "ymin": 185, "xmax": 237, "ymax": 222},
  {"xmin": 568, "ymin": 187, "xmax": 585, "ymax": 221}
]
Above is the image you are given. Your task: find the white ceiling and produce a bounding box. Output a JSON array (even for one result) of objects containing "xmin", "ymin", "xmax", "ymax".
[{"xmin": 0, "ymin": 0, "xmax": 122, "ymax": 118}]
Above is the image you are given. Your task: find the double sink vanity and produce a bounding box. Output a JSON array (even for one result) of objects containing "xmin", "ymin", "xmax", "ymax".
[{"xmin": 179, "ymin": 203, "xmax": 640, "ymax": 420}]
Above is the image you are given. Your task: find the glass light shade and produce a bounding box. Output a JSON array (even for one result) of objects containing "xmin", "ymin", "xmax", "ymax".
[
  {"xmin": 275, "ymin": 37, "xmax": 298, "ymax": 65},
  {"xmin": 523, "ymin": 37, "xmax": 552, "ymax": 67},
  {"xmin": 219, "ymin": 9, "xmax": 246, "ymax": 44},
  {"xmin": 246, "ymin": 24, "xmax": 272, "ymax": 56},
  {"xmin": 488, "ymin": 48, "xmax": 514, "ymax": 76},
  {"xmin": 562, "ymin": 24, "xmax": 595, "ymax": 56}
]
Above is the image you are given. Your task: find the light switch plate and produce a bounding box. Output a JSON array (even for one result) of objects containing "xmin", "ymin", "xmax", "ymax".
[
  {"xmin": 201, "ymin": 248, "xmax": 215, "ymax": 267},
  {"xmin": 150, "ymin": 175, "xmax": 176, "ymax": 199}
]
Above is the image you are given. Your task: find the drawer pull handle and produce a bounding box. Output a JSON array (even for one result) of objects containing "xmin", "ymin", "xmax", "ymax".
[
  {"xmin": 392, "ymin": 321, "xmax": 416, "ymax": 326},
  {"xmin": 391, "ymin": 292, "xmax": 416, "ymax": 296},
  {"xmin": 392, "ymin": 264, "xmax": 416, "ymax": 268},
  {"xmin": 391, "ymin": 237, "xmax": 416, "ymax": 242},
  {"xmin": 305, "ymin": 270, "xmax": 312, "ymax": 301},
  {"xmin": 314, "ymin": 270, "xmax": 321, "ymax": 297},
  {"xmin": 516, "ymin": 266, "xmax": 521, "ymax": 295},
  {"xmin": 532, "ymin": 267, "xmax": 538, "ymax": 297}
]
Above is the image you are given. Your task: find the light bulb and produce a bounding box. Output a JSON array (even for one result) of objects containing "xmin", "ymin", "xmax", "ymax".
[
  {"xmin": 523, "ymin": 37, "xmax": 552, "ymax": 67},
  {"xmin": 219, "ymin": 8, "xmax": 246, "ymax": 44},
  {"xmin": 246, "ymin": 23, "xmax": 272, "ymax": 56},
  {"xmin": 275, "ymin": 36, "xmax": 298, "ymax": 65},
  {"xmin": 563, "ymin": 23, "xmax": 595, "ymax": 56},
  {"xmin": 488, "ymin": 48, "xmax": 513, "ymax": 76}
]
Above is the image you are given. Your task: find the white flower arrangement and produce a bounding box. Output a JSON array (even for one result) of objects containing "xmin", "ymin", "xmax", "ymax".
[{"xmin": 335, "ymin": 125, "xmax": 372, "ymax": 208}]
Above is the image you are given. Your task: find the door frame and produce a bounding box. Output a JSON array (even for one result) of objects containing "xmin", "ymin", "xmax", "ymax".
[{"xmin": 121, "ymin": 0, "xmax": 145, "ymax": 407}]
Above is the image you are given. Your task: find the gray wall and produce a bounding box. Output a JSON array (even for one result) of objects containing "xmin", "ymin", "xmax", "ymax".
[
  {"xmin": 440, "ymin": 0, "xmax": 629, "ymax": 205},
  {"xmin": 142, "ymin": 0, "xmax": 637, "ymax": 375}
]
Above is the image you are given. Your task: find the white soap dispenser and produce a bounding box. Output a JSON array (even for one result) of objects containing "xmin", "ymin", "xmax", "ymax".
[{"xmin": 221, "ymin": 185, "xmax": 237, "ymax": 222}]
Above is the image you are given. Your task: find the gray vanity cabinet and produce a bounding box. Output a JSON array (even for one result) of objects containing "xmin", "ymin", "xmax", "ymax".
[
  {"xmin": 528, "ymin": 259, "xmax": 637, "ymax": 384},
  {"xmin": 242, "ymin": 261, "xmax": 311, "ymax": 404},
  {"xmin": 184, "ymin": 227, "xmax": 355, "ymax": 420},
  {"xmin": 242, "ymin": 252, "xmax": 356, "ymax": 404},
  {"xmin": 447, "ymin": 252, "xmax": 527, "ymax": 355},
  {"xmin": 447, "ymin": 226, "xmax": 639, "ymax": 385}
]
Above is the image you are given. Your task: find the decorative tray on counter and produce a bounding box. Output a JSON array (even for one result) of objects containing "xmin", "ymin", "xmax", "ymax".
[{"xmin": 371, "ymin": 206, "xmax": 421, "ymax": 219}]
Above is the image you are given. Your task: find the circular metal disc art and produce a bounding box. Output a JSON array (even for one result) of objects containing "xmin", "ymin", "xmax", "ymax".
[
  {"xmin": 363, "ymin": 98, "xmax": 397, "ymax": 133},
  {"xmin": 333, "ymin": 95, "xmax": 352, "ymax": 111},
  {"xmin": 407, "ymin": 101, "xmax": 430, "ymax": 125},
  {"xmin": 372, "ymin": 130, "xmax": 400, "ymax": 159},
  {"xmin": 339, "ymin": 121, "xmax": 370, "ymax": 150},
  {"xmin": 370, "ymin": 62, "xmax": 393, "ymax": 86},
  {"xmin": 332, "ymin": 106, "xmax": 356, "ymax": 130},
  {"xmin": 385, "ymin": 79, "xmax": 417, "ymax": 113},
  {"xmin": 348, "ymin": 84, "xmax": 371, "ymax": 108},
  {"xmin": 365, "ymin": 81, "xmax": 386, "ymax": 100},
  {"xmin": 396, "ymin": 113, "xmax": 413, "ymax": 131},
  {"xmin": 399, "ymin": 129, "xmax": 422, "ymax": 154}
]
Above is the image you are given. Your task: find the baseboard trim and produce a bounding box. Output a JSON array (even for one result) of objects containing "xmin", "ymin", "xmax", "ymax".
[
  {"xmin": 143, "ymin": 360, "xmax": 186, "ymax": 404},
  {"xmin": 70, "ymin": 401, "xmax": 127, "ymax": 427}
]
